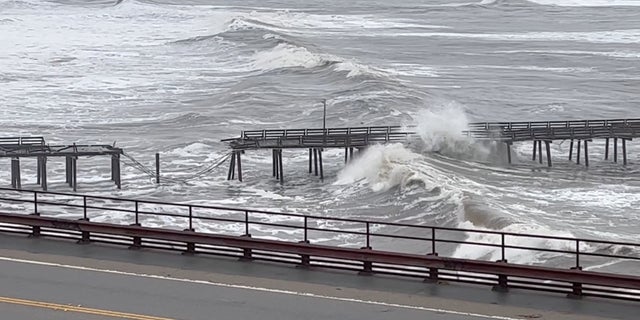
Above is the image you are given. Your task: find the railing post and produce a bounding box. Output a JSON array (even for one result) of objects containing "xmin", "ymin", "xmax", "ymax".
[
  {"xmin": 129, "ymin": 201, "xmax": 142, "ymax": 250},
  {"xmin": 77, "ymin": 195, "xmax": 91, "ymax": 244},
  {"xmin": 298, "ymin": 216, "xmax": 311, "ymax": 268},
  {"xmin": 491, "ymin": 233, "xmax": 509, "ymax": 292},
  {"xmin": 30, "ymin": 191, "xmax": 40, "ymax": 238},
  {"xmin": 83, "ymin": 196, "xmax": 87, "ymax": 220},
  {"xmin": 568, "ymin": 239, "xmax": 583, "ymax": 299},
  {"xmin": 425, "ymin": 228, "xmax": 439, "ymax": 283},
  {"xmin": 359, "ymin": 222, "xmax": 373, "ymax": 275},
  {"xmin": 182, "ymin": 205, "xmax": 196, "ymax": 255},
  {"xmin": 304, "ymin": 216, "xmax": 308, "ymax": 243},
  {"xmin": 240, "ymin": 211, "xmax": 253, "ymax": 261}
]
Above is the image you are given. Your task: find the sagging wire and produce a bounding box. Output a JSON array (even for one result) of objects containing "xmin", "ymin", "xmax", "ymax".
[{"xmin": 121, "ymin": 152, "xmax": 232, "ymax": 184}]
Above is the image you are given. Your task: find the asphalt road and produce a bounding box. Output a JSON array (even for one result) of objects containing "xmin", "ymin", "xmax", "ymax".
[{"xmin": 0, "ymin": 232, "xmax": 636, "ymax": 320}]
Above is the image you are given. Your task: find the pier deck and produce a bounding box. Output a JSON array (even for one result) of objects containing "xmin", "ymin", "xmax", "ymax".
[
  {"xmin": 222, "ymin": 126, "xmax": 414, "ymax": 183},
  {"xmin": 227, "ymin": 118, "xmax": 640, "ymax": 182},
  {"xmin": 1, "ymin": 137, "xmax": 123, "ymax": 191},
  {"xmin": 466, "ymin": 118, "xmax": 640, "ymax": 167}
]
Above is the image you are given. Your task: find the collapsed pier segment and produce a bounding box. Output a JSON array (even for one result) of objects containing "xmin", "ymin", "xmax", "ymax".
[{"xmin": 1, "ymin": 137, "xmax": 124, "ymax": 190}]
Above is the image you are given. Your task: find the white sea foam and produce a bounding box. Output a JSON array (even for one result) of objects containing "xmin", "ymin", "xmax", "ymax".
[
  {"xmin": 250, "ymin": 43, "xmax": 390, "ymax": 78},
  {"xmin": 452, "ymin": 221, "xmax": 583, "ymax": 264},
  {"xmin": 373, "ymin": 29, "xmax": 640, "ymax": 44}
]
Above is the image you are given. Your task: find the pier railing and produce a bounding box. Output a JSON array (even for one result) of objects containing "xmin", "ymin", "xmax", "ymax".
[
  {"xmin": 0, "ymin": 188, "xmax": 639, "ymax": 301},
  {"xmin": 0, "ymin": 137, "xmax": 45, "ymax": 146},
  {"xmin": 466, "ymin": 118, "xmax": 640, "ymax": 141},
  {"xmin": 224, "ymin": 126, "xmax": 414, "ymax": 150}
]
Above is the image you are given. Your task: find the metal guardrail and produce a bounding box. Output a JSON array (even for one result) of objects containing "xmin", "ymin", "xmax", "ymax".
[{"xmin": 0, "ymin": 188, "xmax": 639, "ymax": 300}]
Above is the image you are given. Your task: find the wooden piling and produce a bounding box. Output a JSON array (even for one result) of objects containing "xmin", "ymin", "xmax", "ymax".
[
  {"xmin": 569, "ymin": 140, "xmax": 574, "ymax": 161},
  {"xmin": 278, "ymin": 149, "xmax": 284, "ymax": 184},
  {"xmin": 36, "ymin": 156, "xmax": 41, "ymax": 185},
  {"xmin": 313, "ymin": 148, "xmax": 319, "ymax": 176},
  {"xmin": 349, "ymin": 147, "xmax": 354, "ymax": 160},
  {"xmin": 614, "ymin": 138, "xmax": 618, "ymax": 163},
  {"xmin": 115, "ymin": 154, "xmax": 121, "ymax": 189},
  {"xmin": 10, "ymin": 158, "xmax": 18, "ymax": 189},
  {"xmin": 545, "ymin": 141, "xmax": 552, "ymax": 167},
  {"xmin": 155, "ymin": 153, "xmax": 160, "ymax": 184},
  {"xmin": 72, "ymin": 157, "xmax": 77, "ymax": 191},
  {"xmin": 308, "ymin": 149, "xmax": 313, "ymax": 173},
  {"xmin": 319, "ymin": 148, "xmax": 324, "ymax": 180},
  {"xmin": 66, "ymin": 156, "xmax": 72, "ymax": 185},
  {"xmin": 532, "ymin": 141, "xmax": 537, "ymax": 161},
  {"xmin": 604, "ymin": 138, "xmax": 609, "ymax": 160},
  {"xmin": 227, "ymin": 152, "xmax": 236, "ymax": 180},
  {"xmin": 584, "ymin": 140, "xmax": 589, "ymax": 167},
  {"xmin": 576, "ymin": 140, "xmax": 581, "ymax": 165},
  {"xmin": 344, "ymin": 147, "xmax": 348, "ymax": 163},
  {"xmin": 623, "ymin": 139, "xmax": 627, "ymax": 166},
  {"xmin": 538, "ymin": 141, "xmax": 543, "ymax": 164},
  {"xmin": 40, "ymin": 156, "xmax": 47, "ymax": 191},
  {"xmin": 236, "ymin": 151, "xmax": 243, "ymax": 182},
  {"xmin": 506, "ymin": 142, "xmax": 512, "ymax": 164},
  {"xmin": 273, "ymin": 150, "xmax": 277, "ymax": 177}
]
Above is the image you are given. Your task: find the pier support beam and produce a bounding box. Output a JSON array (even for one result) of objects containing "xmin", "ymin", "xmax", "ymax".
[
  {"xmin": 308, "ymin": 148, "xmax": 312, "ymax": 173},
  {"xmin": 569, "ymin": 140, "xmax": 574, "ymax": 161},
  {"xmin": 505, "ymin": 142, "xmax": 512, "ymax": 164},
  {"xmin": 576, "ymin": 140, "xmax": 581, "ymax": 165},
  {"xmin": 313, "ymin": 148, "xmax": 319, "ymax": 176},
  {"xmin": 71, "ymin": 156, "xmax": 78, "ymax": 191},
  {"xmin": 538, "ymin": 141, "xmax": 543, "ymax": 164},
  {"xmin": 236, "ymin": 151, "xmax": 243, "ymax": 182},
  {"xmin": 113, "ymin": 154, "xmax": 121, "ymax": 189},
  {"xmin": 66, "ymin": 156, "xmax": 72, "ymax": 186},
  {"xmin": 614, "ymin": 138, "xmax": 618, "ymax": 163},
  {"xmin": 227, "ymin": 152, "xmax": 236, "ymax": 180},
  {"xmin": 532, "ymin": 141, "xmax": 537, "ymax": 161},
  {"xmin": 545, "ymin": 141, "xmax": 552, "ymax": 167},
  {"xmin": 584, "ymin": 140, "xmax": 589, "ymax": 167},
  {"xmin": 623, "ymin": 139, "xmax": 628, "ymax": 166},
  {"xmin": 11, "ymin": 158, "xmax": 21, "ymax": 189},
  {"xmin": 39, "ymin": 156, "xmax": 48, "ymax": 191},
  {"xmin": 604, "ymin": 138, "xmax": 610, "ymax": 160},
  {"xmin": 318, "ymin": 148, "xmax": 324, "ymax": 180},
  {"xmin": 278, "ymin": 149, "xmax": 284, "ymax": 184}
]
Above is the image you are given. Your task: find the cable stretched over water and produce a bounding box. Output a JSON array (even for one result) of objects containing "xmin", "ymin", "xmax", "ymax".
[{"xmin": 121, "ymin": 152, "xmax": 232, "ymax": 184}]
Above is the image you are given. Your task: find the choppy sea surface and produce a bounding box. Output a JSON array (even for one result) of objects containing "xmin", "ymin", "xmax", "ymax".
[{"xmin": 1, "ymin": 0, "xmax": 640, "ymax": 272}]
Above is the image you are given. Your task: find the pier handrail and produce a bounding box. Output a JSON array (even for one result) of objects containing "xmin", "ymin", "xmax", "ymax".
[{"xmin": 0, "ymin": 137, "xmax": 45, "ymax": 146}]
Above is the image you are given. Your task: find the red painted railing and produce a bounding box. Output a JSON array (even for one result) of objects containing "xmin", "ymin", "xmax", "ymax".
[{"xmin": 0, "ymin": 187, "xmax": 639, "ymax": 301}]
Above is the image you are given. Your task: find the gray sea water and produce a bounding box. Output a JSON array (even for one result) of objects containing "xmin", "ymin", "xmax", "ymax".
[{"xmin": 1, "ymin": 0, "xmax": 640, "ymax": 271}]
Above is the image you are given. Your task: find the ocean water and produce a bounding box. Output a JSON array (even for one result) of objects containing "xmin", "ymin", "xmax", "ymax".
[{"xmin": 1, "ymin": 0, "xmax": 640, "ymax": 271}]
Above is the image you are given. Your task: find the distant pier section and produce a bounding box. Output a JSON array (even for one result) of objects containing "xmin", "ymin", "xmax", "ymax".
[
  {"xmin": 222, "ymin": 126, "xmax": 413, "ymax": 182},
  {"xmin": 1, "ymin": 137, "xmax": 123, "ymax": 190},
  {"xmin": 466, "ymin": 118, "xmax": 640, "ymax": 166}
]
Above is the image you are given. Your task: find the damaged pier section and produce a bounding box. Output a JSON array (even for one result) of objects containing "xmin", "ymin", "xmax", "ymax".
[
  {"xmin": 222, "ymin": 126, "xmax": 413, "ymax": 183},
  {"xmin": 1, "ymin": 137, "xmax": 124, "ymax": 190}
]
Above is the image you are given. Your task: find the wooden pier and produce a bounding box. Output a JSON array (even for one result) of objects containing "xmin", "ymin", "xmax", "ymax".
[
  {"xmin": 222, "ymin": 126, "xmax": 413, "ymax": 182},
  {"xmin": 1, "ymin": 137, "xmax": 124, "ymax": 190},
  {"xmin": 466, "ymin": 118, "xmax": 640, "ymax": 167}
]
